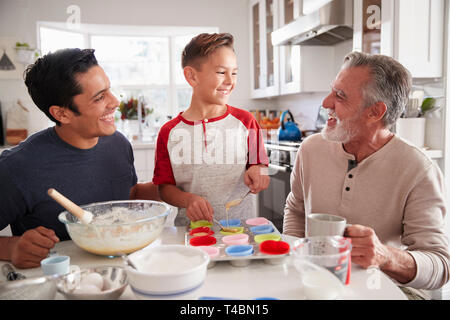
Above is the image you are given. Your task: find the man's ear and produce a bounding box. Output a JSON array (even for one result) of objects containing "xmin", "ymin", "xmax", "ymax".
[
  {"xmin": 49, "ymin": 105, "xmax": 72, "ymax": 125},
  {"xmin": 366, "ymin": 102, "xmax": 387, "ymax": 123},
  {"xmin": 183, "ymin": 66, "xmax": 198, "ymax": 87}
]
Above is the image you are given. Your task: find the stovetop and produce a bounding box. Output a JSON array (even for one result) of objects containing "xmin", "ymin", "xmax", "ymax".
[{"xmin": 265, "ymin": 140, "xmax": 302, "ymax": 148}]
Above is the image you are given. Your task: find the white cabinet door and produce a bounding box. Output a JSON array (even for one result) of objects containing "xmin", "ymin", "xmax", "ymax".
[
  {"xmin": 279, "ymin": 45, "xmax": 335, "ymax": 95},
  {"xmin": 250, "ymin": 0, "xmax": 280, "ymax": 98},
  {"xmin": 353, "ymin": 0, "xmax": 444, "ymax": 78},
  {"xmin": 396, "ymin": 0, "xmax": 444, "ymax": 78}
]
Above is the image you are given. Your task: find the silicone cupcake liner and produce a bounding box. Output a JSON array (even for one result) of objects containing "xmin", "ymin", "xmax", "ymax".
[
  {"xmin": 222, "ymin": 234, "xmax": 249, "ymax": 245},
  {"xmin": 259, "ymin": 240, "xmax": 290, "ymax": 255},
  {"xmin": 250, "ymin": 225, "xmax": 274, "ymax": 235},
  {"xmin": 197, "ymin": 246, "xmax": 220, "ymax": 258},
  {"xmin": 225, "ymin": 245, "xmax": 254, "ymax": 257},
  {"xmin": 190, "ymin": 220, "xmax": 213, "ymax": 229},
  {"xmin": 189, "ymin": 235, "xmax": 217, "ymax": 246},
  {"xmin": 219, "ymin": 227, "xmax": 244, "ymax": 235},
  {"xmin": 190, "ymin": 227, "xmax": 214, "ymax": 237},
  {"xmin": 219, "ymin": 219, "xmax": 241, "ymax": 227},
  {"xmin": 245, "ymin": 217, "xmax": 270, "ymax": 226},
  {"xmin": 254, "ymin": 233, "xmax": 281, "ymax": 244}
]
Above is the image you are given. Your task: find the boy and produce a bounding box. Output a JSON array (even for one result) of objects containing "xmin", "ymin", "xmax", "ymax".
[{"xmin": 153, "ymin": 33, "xmax": 269, "ymax": 226}]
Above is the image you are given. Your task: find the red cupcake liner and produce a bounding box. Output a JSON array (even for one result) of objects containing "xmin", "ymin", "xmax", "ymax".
[
  {"xmin": 259, "ymin": 240, "xmax": 290, "ymax": 255},
  {"xmin": 189, "ymin": 227, "xmax": 214, "ymax": 237},
  {"xmin": 189, "ymin": 235, "xmax": 217, "ymax": 246}
]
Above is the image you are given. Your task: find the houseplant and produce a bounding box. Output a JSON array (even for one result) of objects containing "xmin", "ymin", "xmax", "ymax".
[
  {"xmin": 118, "ymin": 96, "xmax": 153, "ymax": 141},
  {"xmin": 396, "ymin": 97, "xmax": 439, "ymax": 148},
  {"xmin": 118, "ymin": 97, "xmax": 153, "ymax": 121}
]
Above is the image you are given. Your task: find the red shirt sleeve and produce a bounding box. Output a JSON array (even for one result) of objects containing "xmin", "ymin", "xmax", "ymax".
[{"xmin": 152, "ymin": 119, "xmax": 180, "ymax": 185}]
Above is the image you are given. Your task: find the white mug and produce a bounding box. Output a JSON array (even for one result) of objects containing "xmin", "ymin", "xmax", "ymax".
[{"xmin": 306, "ymin": 213, "xmax": 347, "ymax": 237}]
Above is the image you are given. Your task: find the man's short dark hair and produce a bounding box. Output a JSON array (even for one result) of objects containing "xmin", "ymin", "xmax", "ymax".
[{"xmin": 24, "ymin": 48, "xmax": 98, "ymax": 125}]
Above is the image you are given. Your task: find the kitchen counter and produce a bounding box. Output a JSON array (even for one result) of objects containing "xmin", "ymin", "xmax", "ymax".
[{"xmin": 0, "ymin": 227, "xmax": 407, "ymax": 300}]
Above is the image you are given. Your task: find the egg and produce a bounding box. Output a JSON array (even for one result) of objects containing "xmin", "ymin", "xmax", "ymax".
[
  {"xmin": 80, "ymin": 272, "xmax": 104, "ymax": 290},
  {"xmin": 73, "ymin": 284, "xmax": 102, "ymax": 295}
]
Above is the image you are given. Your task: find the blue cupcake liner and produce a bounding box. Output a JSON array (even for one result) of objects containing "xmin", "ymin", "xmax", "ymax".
[
  {"xmin": 219, "ymin": 219, "xmax": 241, "ymax": 227},
  {"xmin": 250, "ymin": 225, "xmax": 274, "ymax": 235},
  {"xmin": 225, "ymin": 245, "xmax": 254, "ymax": 257}
]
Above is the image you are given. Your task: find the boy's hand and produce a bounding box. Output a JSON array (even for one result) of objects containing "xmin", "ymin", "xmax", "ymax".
[
  {"xmin": 244, "ymin": 165, "xmax": 270, "ymax": 193},
  {"xmin": 186, "ymin": 194, "xmax": 214, "ymax": 222}
]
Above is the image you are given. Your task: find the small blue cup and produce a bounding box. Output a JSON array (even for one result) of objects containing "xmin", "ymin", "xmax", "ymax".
[{"xmin": 41, "ymin": 255, "xmax": 70, "ymax": 276}]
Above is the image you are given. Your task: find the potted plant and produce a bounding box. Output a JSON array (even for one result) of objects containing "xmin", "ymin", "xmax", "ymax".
[
  {"xmin": 14, "ymin": 42, "xmax": 39, "ymax": 65},
  {"xmin": 117, "ymin": 96, "xmax": 153, "ymax": 141},
  {"xmin": 396, "ymin": 96, "xmax": 439, "ymax": 148}
]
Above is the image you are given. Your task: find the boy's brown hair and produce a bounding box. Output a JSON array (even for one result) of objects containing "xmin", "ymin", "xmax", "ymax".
[{"xmin": 182, "ymin": 33, "xmax": 234, "ymax": 70}]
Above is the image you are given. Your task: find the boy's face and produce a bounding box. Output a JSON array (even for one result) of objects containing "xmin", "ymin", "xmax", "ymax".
[
  {"xmin": 191, "ymin": 46, "xmax": 238, "ymax": 106},
  {"xmin": 69, "ymin": 65, "xmax": 119, "ymax": 139}
]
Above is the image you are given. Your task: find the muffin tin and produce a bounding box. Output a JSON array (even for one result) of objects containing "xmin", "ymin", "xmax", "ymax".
[{"xmin": 185, "ymin": 218, "xmax": 290, "ymax": 268}]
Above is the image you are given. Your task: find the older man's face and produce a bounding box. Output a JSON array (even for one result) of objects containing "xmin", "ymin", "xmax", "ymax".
[{"xmin": 321, "ymin": 66, "xmax": 371, "ymax": 144}]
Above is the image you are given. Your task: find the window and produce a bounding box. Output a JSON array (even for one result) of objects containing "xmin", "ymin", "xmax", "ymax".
[
  {"xmin": 37, "ymin": 23, "xmax": 218, "ymax": 122},
  {"xmin": 39, "ymin": 27, "xmax": 85, "ymax": 55}
]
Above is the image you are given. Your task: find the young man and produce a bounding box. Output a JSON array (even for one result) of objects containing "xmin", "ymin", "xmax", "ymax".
[
  {"xmin": 153, "ymin": 33, "xmax": 269, "ymax": 226},
  {"xmin": 0, "ymin": 48, "xmax": 158, "ymax": 268},
  {"xmin": 283, "ymin": 52, "xmax": 449, "ymax": 296}
]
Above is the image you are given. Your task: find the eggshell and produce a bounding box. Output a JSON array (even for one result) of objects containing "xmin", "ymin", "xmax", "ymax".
[{"xmin": 81, "ymin": 272, "xmax": 104, "ymax": 290}]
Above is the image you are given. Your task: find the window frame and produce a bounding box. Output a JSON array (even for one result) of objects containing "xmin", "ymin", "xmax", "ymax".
[{"xmin": 36, "ymin": 21, "xmax": 218, "ymax": 117}]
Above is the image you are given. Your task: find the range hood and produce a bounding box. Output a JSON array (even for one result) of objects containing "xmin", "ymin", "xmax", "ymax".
[{"xmin": 271, "ymin": 0, "xmax": 353, "ymax": 46}]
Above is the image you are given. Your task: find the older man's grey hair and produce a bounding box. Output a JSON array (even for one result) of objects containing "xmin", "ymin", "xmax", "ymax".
[{"xmin": 341, "ymin": 52, "xmax": 412, "ymax": 128}]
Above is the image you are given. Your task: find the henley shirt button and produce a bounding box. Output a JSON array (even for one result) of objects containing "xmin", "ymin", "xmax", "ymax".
[
  {"xmin": 345, "ymin": 187, "xmax": 350, "ymax": 191},
  {"xmin": 348, "ymin": 174, "xmax": 353, "ymax": 178}
]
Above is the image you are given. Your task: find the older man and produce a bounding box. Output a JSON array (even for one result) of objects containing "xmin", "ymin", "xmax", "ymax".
[{"xmin": 283, "ymin": 52, "xmax": 449, "ymax": 296}]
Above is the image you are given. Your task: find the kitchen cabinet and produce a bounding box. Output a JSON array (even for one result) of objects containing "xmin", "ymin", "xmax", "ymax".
[
  {"xmin": 249, "ymin": 0, "xmax": 280, "ymax": 98},
  {"xmin": 353, "ymin": 0, "xmax": 444, "ymax": 78},
  {"xmin": 132, "ymin": 142, "xmax": 155, "ymax": 182},
  {"xmin": 279, "ymin": 44, "xmax": 336, "ymax": 95},
  {"xmin": 250, "ymin": 0, "xmax": 335, "ymax": 97}
]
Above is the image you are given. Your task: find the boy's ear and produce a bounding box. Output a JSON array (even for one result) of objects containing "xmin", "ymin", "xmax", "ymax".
[
  {"xmin": 49, "ymin": 105, "xmax": 73, "ymax": 124},
  {"xmin": 183, "ymin": 66, "xmax": 198, "ymax": 87}
]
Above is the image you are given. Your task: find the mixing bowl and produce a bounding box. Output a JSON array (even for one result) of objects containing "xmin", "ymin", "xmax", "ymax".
[
  {"xmin": 56, "ymin": 266, "xmax": 128, "ymax": 300},
  {"xmin": 58, "ymin": 200, "xmax": 170, "ymax": 256},
  {"xmin": 125, "ymin": 245, "xmax": 209, "ymax": 298}
]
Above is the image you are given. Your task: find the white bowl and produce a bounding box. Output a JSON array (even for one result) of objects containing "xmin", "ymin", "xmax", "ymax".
[
  {"xmin": 125, "ymin": 245, "xmax": 209, "ymax": 298},
  {"xmin": 56, "ymin": 266, "xmax": 128, "ymax": 300}
]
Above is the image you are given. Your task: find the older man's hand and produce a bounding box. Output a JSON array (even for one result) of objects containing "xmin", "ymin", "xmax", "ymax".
[{"xmin": 344, "ymin": 224, "xmax": 391, "ymax": 269}]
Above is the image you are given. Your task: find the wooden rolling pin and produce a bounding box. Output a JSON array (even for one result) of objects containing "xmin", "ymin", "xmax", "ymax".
[{"xmin": 47, "ymin": 188, "xmax": 93, "ymax": 224}]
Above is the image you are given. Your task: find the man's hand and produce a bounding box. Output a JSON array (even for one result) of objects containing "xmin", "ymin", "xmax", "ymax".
[
  {"xmin": 186, "ymin": 194, "xmax": 214, "ymax": 222},
  {"xmin": 244, "ymin": 165, "xmax": 270, "ymax": 193},
  {"xmin": 344, "ymin": 224, "xmax": 390, "ymax": 269},
  {"xmin": 344, "ymin": 224, "xmax": 417, "ymax": 283},
  {"xmin": 10, "ymin": 226, "xmax": 59, "ymax": 269}
]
